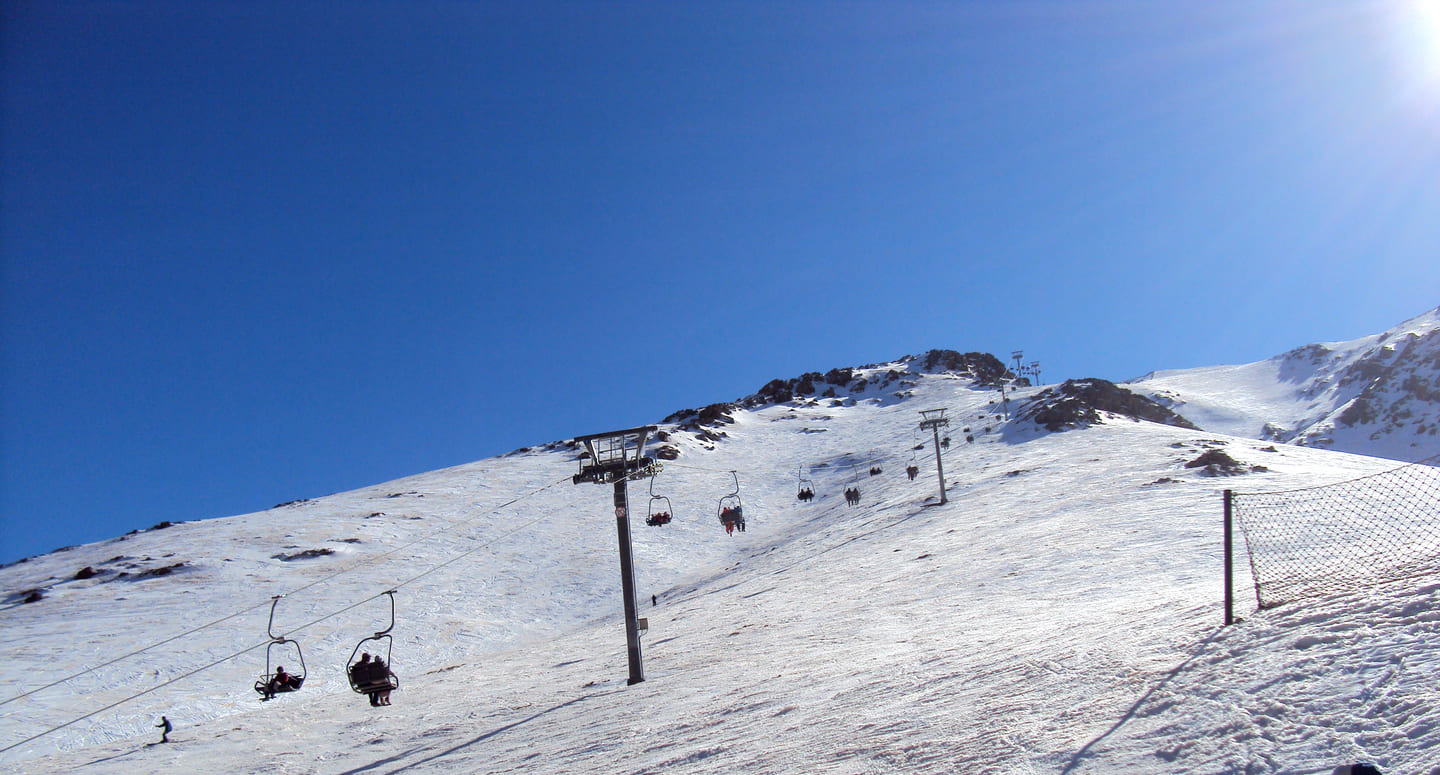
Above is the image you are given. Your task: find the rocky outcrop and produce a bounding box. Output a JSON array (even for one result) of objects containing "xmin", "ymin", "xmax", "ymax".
[{"xmin": 1018, "ymin": 379, "xmax": 1198, "ymax": 432}]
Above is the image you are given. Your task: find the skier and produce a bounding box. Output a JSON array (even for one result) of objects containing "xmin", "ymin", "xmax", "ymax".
[{"xmin": 155, "ymin": 716, "xmax": 171, "ymax": 744}]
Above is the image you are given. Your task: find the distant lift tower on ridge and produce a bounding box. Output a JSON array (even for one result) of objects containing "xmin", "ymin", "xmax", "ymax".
[
  {"xmin": 919, "ymin": 409, "xmax": 950, "ymax": 505},
  {"xmin": 572, "ymin": 425, "xmax": 660, "ymax": 685}
]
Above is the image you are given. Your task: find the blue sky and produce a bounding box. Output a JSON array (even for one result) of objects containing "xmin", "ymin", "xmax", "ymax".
[{"xmin": 3, "ymin": 0, "xmax": 1438, "ymax": 565}]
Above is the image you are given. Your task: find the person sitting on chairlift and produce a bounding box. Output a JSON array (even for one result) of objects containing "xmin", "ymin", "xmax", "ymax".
[
  {"xmin": 351, "ymin": 653, "xmax": 378, "ymax": 706},
  {"xmin": 371, "ymin": 657, "xmax": 393, "ymax": 706},
  {"xmin": 264, "ymin": 665, "xmax": 300, "ymax": 700}
]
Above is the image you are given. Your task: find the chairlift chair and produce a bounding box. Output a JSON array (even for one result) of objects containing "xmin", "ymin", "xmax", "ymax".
[
  {"xmin": 717, "ymin": 471, "xmax": 745, "ymax": 532},
  {"xmin": 844, "ymin": 462, "xmax": 862, "ymax": 507},
  {"xmin": 253, "ymin": 595, "xmax": 307, "ymax": 698},
  {"xmin": 345, "ymin": 590, "xmax": 400, "ymax": 697},
  {"xmin": 646, "ymin": 475, "xmax": 673, "ymax": 526},
  {"xmin": 796, "ymin": 467, "xmax": 815, "ymax": 502}
]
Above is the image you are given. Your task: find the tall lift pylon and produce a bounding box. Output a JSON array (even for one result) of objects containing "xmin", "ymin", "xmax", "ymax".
[
  {"xmin": 919, "ymin": 409, "xmax": 950, "ymax": 505},
  {"xmin": 573, "ymin": 425, "xmax": 660, "ymax": 685}
]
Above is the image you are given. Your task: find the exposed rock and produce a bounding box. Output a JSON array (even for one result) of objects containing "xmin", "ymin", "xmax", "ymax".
[
  {"xmin": 908, "ymin": 350, "xmax": 1019, "ymax": 386},
  {"xmin": 664, "ymin": 402, "xmax": 738, "ymax": 431},
  {"xmin": 127, "ymin": 562, "xmax": 188, "ymax": 579},
  {"xmin": 1018, "ymin": 379, "xmax": 1199, "ymax": 432},
  {"xmin": 1183, "ymin": 449, "xmax": 1266, "ymax": 476},
  {"xmin": 273, "ymin": 548, "xmax": 335, "ymax": 562}
]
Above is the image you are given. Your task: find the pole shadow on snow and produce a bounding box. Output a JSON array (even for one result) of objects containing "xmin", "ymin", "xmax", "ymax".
[
  {"xmin": 338, "ymin": 691, "xmax": 614, "ymax": 775},
  {"xmin": 1059, "ymin": 628, "xmax": 1225, "ymax": 774}
]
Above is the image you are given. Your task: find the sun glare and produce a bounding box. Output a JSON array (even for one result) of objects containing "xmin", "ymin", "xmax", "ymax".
[{"xmin": 1397, "ymin": 0, "xmax": 1440, "ymax": 93}]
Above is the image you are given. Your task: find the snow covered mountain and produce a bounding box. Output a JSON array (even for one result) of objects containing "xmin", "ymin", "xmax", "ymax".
[
  {"xmin": 2, "ymin": 314, "xmax": 1438, "ymax": 774},
  {"xmin": 1128, "ymin": 306, "xmax": 1440, "ymax": 463}
]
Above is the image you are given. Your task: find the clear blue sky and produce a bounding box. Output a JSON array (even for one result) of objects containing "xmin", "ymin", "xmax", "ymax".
[{"xmin": 3, "ymin": 0, "xmax": 1438, "ymax": 564}]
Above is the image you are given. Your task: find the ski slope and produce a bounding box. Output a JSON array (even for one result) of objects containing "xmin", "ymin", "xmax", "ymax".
[{"xmin": 1, "ymin": 366, "xmax": 1435, "ymax": 774}]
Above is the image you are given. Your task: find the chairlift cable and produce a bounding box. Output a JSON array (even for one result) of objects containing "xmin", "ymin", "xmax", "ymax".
[
  {"xmin": 0, "ymin": 474, "xmax": 574, "ymax": 713},
  {"xmin": 0, "ymin": 633, "xmax": 274, "ymax": 756},
  {"xmin": 3, "ymin": 479, "xmax": 571, "ymax": 755}
]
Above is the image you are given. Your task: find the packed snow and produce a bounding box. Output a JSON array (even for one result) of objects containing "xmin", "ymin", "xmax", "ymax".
[{"xmin": 1, "ymin": 351, "xmax": 1437, "ymax": 774}]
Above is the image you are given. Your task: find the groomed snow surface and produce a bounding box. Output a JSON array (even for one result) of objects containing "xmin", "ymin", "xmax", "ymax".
[{"xmin": 2, "ymin": 372, "xmax": 1436, "ymax": 774}]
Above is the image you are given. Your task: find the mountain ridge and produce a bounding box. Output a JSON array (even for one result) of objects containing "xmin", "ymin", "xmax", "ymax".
[{"xmin": 1129, "ymin": 306, "xmax": 1440, "ymax": 462}]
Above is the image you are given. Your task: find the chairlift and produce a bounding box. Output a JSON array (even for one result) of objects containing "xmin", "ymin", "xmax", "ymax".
[
  {"xmin": 717, "ymin": 471, "xmax": 745, "ymax": 533},
  {"xmin": 646, "ymin": 474, "xmax": 673, "ymax": 526},
  {"xmin": 796, "ymin": 467, "xmax": 815, "ymax": 502},
  {"xmin": 907, "ymin": 443, "xmax": 920, "ymax": 480},
  {"xmin": 345, "ymin": 590, "xmax": 400, "ymax": 699},
  {"xmin": 844, "ymin": 462, "xmax": 862, "ymax": 506},
  {"xmin": 253, "ymin": 595, "xmax": 307, "ymax": 699}
]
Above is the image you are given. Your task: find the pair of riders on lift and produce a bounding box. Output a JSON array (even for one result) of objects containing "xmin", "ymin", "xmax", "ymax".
[
  {"xmin": 797, "ymin": 487, "xmax": 814, "ymax": 501},
  {"xmin": 844, "ymin": 487, "xmax": 861, "ymax": 506},
  {"xmin": 720, "ymin": 506, "xmax": 745, "ymax": 535},
  {"xmin": 350, "ymin": 652, "xmax": 395, "ymax": 706}
]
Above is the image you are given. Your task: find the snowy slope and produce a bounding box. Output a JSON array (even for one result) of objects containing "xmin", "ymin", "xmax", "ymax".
[
  {"xmin": 1, "ymin": 358, "xmax": 1437, "ymax": 774},
  {"xmin": 1129, "ymin": 307, "xmax": 1440, "ymax": 463}
]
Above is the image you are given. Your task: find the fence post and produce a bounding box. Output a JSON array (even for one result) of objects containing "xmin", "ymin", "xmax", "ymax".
[{"xmin": 1224, "ymin": 489, "xmax": 1234, "ymax": 626}]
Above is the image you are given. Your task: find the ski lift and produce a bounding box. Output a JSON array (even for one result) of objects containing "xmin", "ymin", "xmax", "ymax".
[
  {"xmin": 796, "ymin": 467, "xmax": 815, "ymax": 502},
  {"xmin": 646, "ymin": 474, "xmax": 673, "ymax": 526},
  {"xmin": 345, "ymin": 590, "xmax": 400, "ymax": 698},
  {"xmin": 844, "ymin": 462, "xmax": 862, "ymax": 506},
  {"xmin": 717, "ymin": 471, "xmax": 745, "ymax": 533},
  {"xmin": 907, "ymin": 443, "xmax": 920, "ymax": 481},
  {"xmin": 253, "ymin": 595, "xmax": 307, "ymax": 699}
]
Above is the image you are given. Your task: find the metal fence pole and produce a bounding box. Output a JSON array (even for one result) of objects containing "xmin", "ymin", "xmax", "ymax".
[{"xmin": 1224, "ymin": 489, "xmax": 1234, "ymax": 626}]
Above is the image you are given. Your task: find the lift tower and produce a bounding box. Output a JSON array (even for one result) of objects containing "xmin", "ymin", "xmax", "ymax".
[
  {"xmin": 573, "ymin": 425, "xmax": 660, "ymax": 685},
  {"xmin": 918, "ymin": 409, "xmax": 950, "ymax": 505}
]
